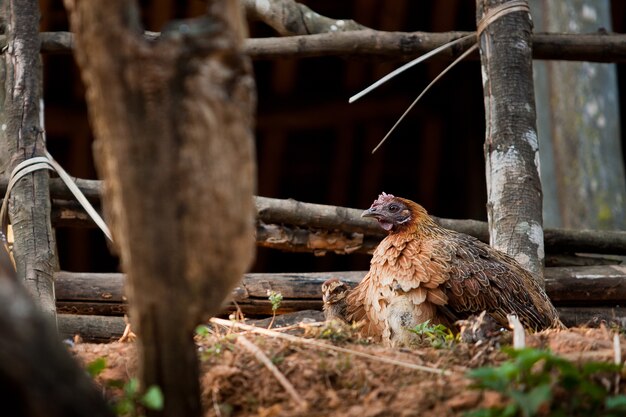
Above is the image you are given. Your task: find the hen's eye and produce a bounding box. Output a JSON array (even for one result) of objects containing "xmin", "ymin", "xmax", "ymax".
[{"xmin": 388, "ymin": 204, "xmax": 399, "ymax": 212}]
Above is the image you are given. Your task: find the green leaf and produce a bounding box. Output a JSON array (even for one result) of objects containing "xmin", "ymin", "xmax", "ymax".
[
  {"xmin": 467, "ymin": 364, "xmax": 514, "ymax": 392},
  {"xmin": 195, "ymin": 325, "xmax": 210, "ymax": 337},
  {"xmin": 513, "ymin": 348, "xmax": 551, "ymax": 372},
  {"xmin": 463, "ymin": 408, "xmax": 500, "ymax": 417},
  {"xmin": 606, "ymin": 395, "xmax": 626, "ymax": 410},
  {"xmin": 114, "ymin": 398, "xmax": 133, "ymax": 416},
  {"xmin": 501, "ymin": 403, "xmax": 519, "ymax": 417},
  {"xmin": 141, "ymin": 385, "xmax": 164, "ymax": 410},
  {"xmin": 510, "ymin": 383, "xmax": 551, "ymax": 417},
  {"xmin": 107, "ymin": 379, "xmax": 126, "ymax": 389},
  {"xmin": 125, "ymin": 378, "xmax": 139, "ymax": 396},
  {"xmin": 86, "ymin": 357, "xmax": 107, "ymax": 377},
  {"xmin": 582, "ymin": 361, "xmax": 621, "ymax": 375}
]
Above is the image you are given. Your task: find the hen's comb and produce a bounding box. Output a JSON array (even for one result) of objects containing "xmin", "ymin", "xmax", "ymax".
[{"xmin": 374, "ymin": 192, "xmax": 396, "ymax": 204}]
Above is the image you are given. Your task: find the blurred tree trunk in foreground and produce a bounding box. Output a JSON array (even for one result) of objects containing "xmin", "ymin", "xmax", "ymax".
[
  {"xmin": 531, "ymin": 0, "xmax": 626, "ymax": 230},
  {"xmin": 0, "ymin": 248, "xmax": 113, "ymax": 417},
  {"xmin": 65, "ymin": 0, "xmax": 257, "ymax": 416}
]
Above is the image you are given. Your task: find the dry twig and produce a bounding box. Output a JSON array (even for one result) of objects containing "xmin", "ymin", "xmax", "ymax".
[
  {"xmin": 210, "ymin": 318, "xmax": 453, "ymax": 376},
  {"xmin": 236, "ymin": 335, "xmax": 308, "ymax": 410}
]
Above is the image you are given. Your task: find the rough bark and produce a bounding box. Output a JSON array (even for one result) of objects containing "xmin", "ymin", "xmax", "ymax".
[
  {"xmin": 476, "ymin": 0, "xmax": 545, "ymax": 283},
  {"xmin": 0, "ymin": 0, "xmax": 58, "ymax": 320},
  {"xmin": 16, "ymin": 30, "xmax": 626, "ymax": 63},
  {"xmin": 57, "ymin": 305, "xmax": 626, "ymax": 342},
  {"xmin": 58, "ymin": 314, "xmax": 127, "ymax": 343},
  {"xmin": 16, "ymin": 188, "xmax": 625, "ymax": 255},
  {"xmin": 0, "ymin": 251, "xmax": 112, "ymax": 416},
  {"xmin": 65, "ymin": 1, "xmax": 256, "ymax": 416},
  {"xmin": 55, "ymin": 266, "xmax": 626, "ymax": 318},
  {"xmin": 241, "ymin": 0, "xmax": 365, "ymax": 36},
  {"xmin": 530, "ymin": 0, "xmax": 626, "ymax": 230}
]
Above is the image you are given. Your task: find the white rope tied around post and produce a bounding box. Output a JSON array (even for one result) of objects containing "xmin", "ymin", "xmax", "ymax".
[
  {"xmin": 0, "ymin": 151, "xmax": 112, "ymax": 257},
  {"xmin": 349, "ymin": 0, "xmax": 531, "ymax": 153}
]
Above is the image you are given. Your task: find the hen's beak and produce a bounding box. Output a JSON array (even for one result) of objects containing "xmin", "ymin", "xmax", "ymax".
[{"xmin": 361, "ymin": 208, "xmax": 377, "ymax": 218}]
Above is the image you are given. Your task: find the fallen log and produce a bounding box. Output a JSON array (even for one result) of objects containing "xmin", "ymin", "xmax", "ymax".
[
  {"xmin": 55, "ymin": 265, "xmax": 626, "ymax": 317},
  {"xmin": 58, "ymin": 314, "xmax": 127, "ymax": 343}
]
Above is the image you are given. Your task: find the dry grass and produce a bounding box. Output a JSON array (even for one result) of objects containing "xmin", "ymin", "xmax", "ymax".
[{"xmin": 71, "ymin": 319, "xmax": 626, "ymax": 417}]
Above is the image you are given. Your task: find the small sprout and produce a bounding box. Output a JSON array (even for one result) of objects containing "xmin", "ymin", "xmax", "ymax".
[
  {"xmin": 267, "ymin": 290, "xmax": 283, "ymax": 312},
  {"xmin": 408, "ymin": 320, "xmax": 455, "ymax": 348},
  {"xmin": 86, "ymin": 357, "xmax": 107, "ymax": 377},
  {"xmin": 195, "ymin": 325, "xmax": 210, "ymax": 337},
  {"xmin": 267, "ymin": 290, "xmax": 283, "ymax": 329}
]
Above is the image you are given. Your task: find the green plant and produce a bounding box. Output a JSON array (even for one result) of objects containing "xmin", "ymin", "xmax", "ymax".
[
  {"xmin": 267, "ymin": 290, "xmax": 283, "ymax": 329},
  {"xmin": 113, "ymin": 378, "xmax": 164, "ymax": 417},
  {"xmin": 195, "ymin": 324, "xmax": 211, "ymax": 337},
  {"xmin": 466, "ymin": 347, "xmax": 626, "ymax": 417},
  {"xmin": 408, "ymin": 320, "xmax": 455, "ymax": 348},
  {"xmin": 86, "ymin": 358, "xmax": 164, "ymax": 417}
]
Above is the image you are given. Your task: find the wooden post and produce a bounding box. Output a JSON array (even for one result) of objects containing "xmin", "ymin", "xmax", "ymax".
[
  {"xmin": 476, "ymin": 0, "xmax": 545, "ymax": 284},
  {"xmin": 65, "ymin": 1, "xmax": 256, "ymax": 416},
  {"xmin": 0, "ymin": 0, "xmax": 58, "ymax": 320}
]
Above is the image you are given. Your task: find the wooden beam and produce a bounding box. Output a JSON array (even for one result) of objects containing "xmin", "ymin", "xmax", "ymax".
[
  {"xmin": 55, "ymin": 266, "xmax": 626, "ymax": 318},
  {"xmin": 19, "ymin": 184, "xmax": 624, "ymax": 255},
  {"xmin": 5, "ymin": 30, "xmax": 624, "ymax": 62},
  {"xmin": 58, "ymin": 305, "xmax": 626, "ymax": 342}
]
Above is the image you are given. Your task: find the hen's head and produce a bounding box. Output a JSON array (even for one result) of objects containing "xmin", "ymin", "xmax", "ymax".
[{"xmin": 361, "ymin": 192, "xmax": 428, "ymax": 232}]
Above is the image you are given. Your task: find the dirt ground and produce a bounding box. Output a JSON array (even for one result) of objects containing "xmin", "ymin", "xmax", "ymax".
[{"xmin": 71, "ymin": 315, "xmax": 626, "ymax": 417}]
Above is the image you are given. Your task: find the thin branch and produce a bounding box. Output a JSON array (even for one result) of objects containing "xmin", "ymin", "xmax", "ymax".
[
  {"xmin": 242, "ymin": 0, "xmax": 364, "ymax": 36},
  {"xmin": 236, "ymin": 335, "xmax": 308, "ymax": 410},
  {"xmin": 211, "ymin": 318, "xmax": 454, "ymax": 376},
  {"xmin": 371, "ymin": 43, "xmax": 479, "ymax": 153},
  {"xmin": 349, "ymin": 34, "xmax": 476, "ymax": 103}
]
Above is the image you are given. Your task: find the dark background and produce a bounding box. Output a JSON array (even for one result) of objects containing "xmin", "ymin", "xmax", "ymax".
[{"xmin": 38, "ymin": 0, "xmax": 626, "ymax": 274}]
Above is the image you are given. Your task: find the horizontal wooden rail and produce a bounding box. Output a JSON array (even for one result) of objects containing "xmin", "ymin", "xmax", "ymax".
[
  {"xmin": 58, "ymin": 306, "xmax": 626, "ymax": 343},
  {"xmin": 55, "ymin": 265, "xmax": 626, "ymax": 317},
  {"xmin": 2, "ymin": 31, "xmax": 624, "ymax": 63},
  {"xmin": 2, "ymin": 178, "xmax": 623, "ymax": 255}
]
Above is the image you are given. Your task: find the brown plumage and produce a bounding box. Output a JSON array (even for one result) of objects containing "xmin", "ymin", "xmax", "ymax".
[
  {"xmin": 345, "ymin": 193, "xmax": 562, "ymax": 345},
  {"xmin": 321, "ymin": 278, "xmax": 350, "ymax": 322}
]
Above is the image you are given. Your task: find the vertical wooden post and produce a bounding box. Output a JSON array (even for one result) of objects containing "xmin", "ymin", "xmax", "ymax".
[
  {"xmin": 475, "ymin": 0, "xmax": 545, "ymax": 285},
  {"xmin": 0, "ymin": 0, "xmax": 59, "ymax": 319},
  {"xmin": 65, "ymin": 0, "xmax": 256, "ymax": 416}
]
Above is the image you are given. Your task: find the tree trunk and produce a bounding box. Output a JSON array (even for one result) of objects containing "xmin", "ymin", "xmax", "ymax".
[
  {"xmin": 530, "ymin": 0, "xmax": 626, "ymax": 230},
  {"xmin": 0, "ymin": 0, "xmax": 58, "ymax": 320},
  {"xmin": 476, "ymin": 0, "xmax": 545, "ymax": 284},
  {"xmin": 0, "ymin": 251, "xmax": 112, "ymax": 417},
  {"xmin": 64, "ymin": 1, "xmax": 257, "ymax": 416}
]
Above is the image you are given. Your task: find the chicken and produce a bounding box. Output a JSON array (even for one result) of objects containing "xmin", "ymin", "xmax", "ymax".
[
  {"xmin": 344, "ymin": 192, "xmax": 562, "ymax": 345},
  {"xmin": 321, "ymin": 278, "xmax": 350, "ymax": 322}
]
